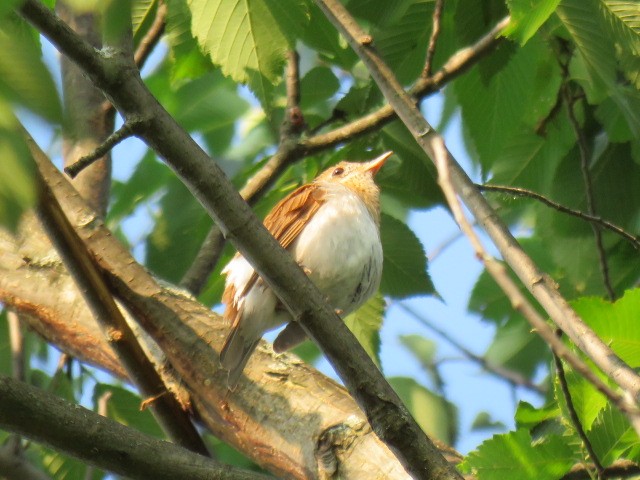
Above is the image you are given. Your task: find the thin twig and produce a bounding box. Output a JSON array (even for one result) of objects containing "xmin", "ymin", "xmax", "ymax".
[
  {"xmin": 422, "ymin": 0, "xmax": 444, "ymax": 78},
  {"xmin": 554, "ymin": 346, "xmax": 605, "ymax": 479},
  {"xmin": 397, "ymin": 302, "xmax": 546, "ymax": 395},
  {"xmin": 564, "ymin": 88, "xmax": 615, "ymax": 300},
  {"xmin": 64, "ymin": 120, "xmax": 140, "ymax": 178},
  {"xmin": 133, "ymin": 1, "xmax": 167, "ymax": 67},
  {"xmin": 478, "ymin": 184, "xmax": 640, "ymax": 249}
]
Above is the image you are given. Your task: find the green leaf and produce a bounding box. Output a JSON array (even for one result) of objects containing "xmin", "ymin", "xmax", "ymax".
[
  {"xmin": 389, "ymin": 377, "xmax": 457, "ymax": 444},
  {"xmin": 93, "ymin": 384, "xmax": 164, "ymax": 438},
  {"xmin": 399, "ymin": 334, "xmax": 437, "ymax": 371},
  {"xmin": 599, "ymin": 0, "xmax": 640, "ymax": 56},
  {"xmin": 588, "ymin": 404, "xmax": 640, "ymax": 465},
  {"xmin": 108, "ymin": 150, "xmax": 170, "ymax": 224},
  {"xmin": 484, "ymin": 314, "xmax": 547, "ymax": 377},
  {"xmin": 558, "ymin": 0, "xmax": 640, "ymax": 137},
  {"xmin": 374, "ymin": 0, "xmax": 433, "ymax": 84},
  {"xmin": 471, "ymin": 412, "xmax": 506, "ymax": 431},
  {"xmin": 504, "ymin": 0, "xmax": 561, "ymax": 45},
  {"xmin": 490, "ymin": 112, "xmax": 574, "ymax": 193},
  {"xmin": 299, "ymin": 3, "xmax": 357, "ymax": 69},
  {"xmin": 300, "ymin": 67, "xmax": 340, "ymax": 110},
  {"xmin": 0, "ymin": 102, "xmax": 36, "ymax": 232},
  {"xmin": 454, "ymin": 38, "xmax": 559, "ymax": 170},
  {"xmin": 344, "ymin": 293, "xmax": 385, "ymax": 368},
  {"xmin": 188, "ymin": 0, "xmax": 308, "ymax": 108},
  {"xmin": 165, "ymin": 0, "xmax": 212, "ymax": 80},
  {"xmin": 132, "ymin": 0, "xmax": 158, "ymax": 43},
  {"xmin": 572, "ymin": 288, "xmax": 640, "ymax": 367},
  {"xmin": 379, "ymin": 213, "xmax": 435, "ymax": 298},
  {"xmin": 146, "ymin": 177, "xmax": 212, "ymax": 282},
  {"xmin": 515, "ymin": 401, "xmax": 562, "ymax": 431},
  {"xmin": 0, "ymin": 17, "xmax": 62, "ymax": 123},
  {"xmin": 557, "ymin": 0, "xmax": 616, "ymax": 100},
  {"xmin": 554, "ymin": 365, "xmax": 607, "ymax": 431},
  {"xmin": 380, "ymin": 121, "xmax": 441, "ymax": 208},
  {"xmin": 461, "ymin": 430, "xmax": 574, "ymax": 480}
]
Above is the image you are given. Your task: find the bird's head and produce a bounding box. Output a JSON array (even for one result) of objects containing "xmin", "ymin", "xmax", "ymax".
[{"xmin": 314, "ymin": 151, "xmax": 393, "ymax": 223}]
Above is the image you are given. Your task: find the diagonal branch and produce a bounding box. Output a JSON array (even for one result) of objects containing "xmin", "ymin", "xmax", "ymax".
[
  {"xmin": 0, "ymin": 375, "xmax": 267, "ymax": 480},
  {"xmin": 19, "ymin": 2, "xmax": 445, "ymax": 477},
  {"xmin": 26, "ymin": 129, "xmax": 209, "ymax": 456},
  {"xmin": 312, "ymin": 0, "xmax": 640, "ymax": 429}
]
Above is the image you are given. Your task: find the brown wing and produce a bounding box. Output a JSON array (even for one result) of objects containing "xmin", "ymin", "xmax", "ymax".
[
  {"xmin": 264, "ymin": 183, "xmax": 326, "ymax": 248},
  {"xmin": 229, "ymin": 183, "xmax": 326, "ymax": 300}
]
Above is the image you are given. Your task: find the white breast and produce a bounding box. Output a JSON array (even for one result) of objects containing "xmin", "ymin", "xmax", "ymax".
[{"xmin": 291, "ymin": 186, "xmax": 383, "ymax": 315}]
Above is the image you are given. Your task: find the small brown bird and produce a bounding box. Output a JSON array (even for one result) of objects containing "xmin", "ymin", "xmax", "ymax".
[{"xmin": 220, "ymin": 151, "xmax": 392, "ymax": 386}]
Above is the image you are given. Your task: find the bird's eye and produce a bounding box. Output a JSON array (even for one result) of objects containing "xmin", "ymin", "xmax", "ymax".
[{"xmin": 332, "ymin": 167, "xmax": 345, "ymax": 176}]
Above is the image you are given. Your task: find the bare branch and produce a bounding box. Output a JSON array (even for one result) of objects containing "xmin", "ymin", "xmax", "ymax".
[
  {"xmin": 302, "ymin": 16, "xmax": 510, "ymax": 153},
  {"xmin": 0, "ymin": 375, "xmax": 268, "ymax": 480},
  {"xmin": 65, "ymin": 120, "xmax": 140, "ymax": 178},
  {"xmin": 478, "ymin": 184, "xmax": 640, "ymax": 250}
]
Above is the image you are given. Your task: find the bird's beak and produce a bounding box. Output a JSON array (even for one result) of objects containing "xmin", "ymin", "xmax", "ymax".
[{"xmin": 364, "ymin": 151, "xmax": 393, "ymax": 176}]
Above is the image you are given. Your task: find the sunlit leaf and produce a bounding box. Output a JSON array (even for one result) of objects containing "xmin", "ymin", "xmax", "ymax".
[
  {"xmin": 188, "ymin": 0, "xmax": 308, "ymax": 108},
  {"xmin": 380, "ymin": 214, "xmax": 435, "ymax": 298},
  {"xmin": 344, "ymin": 293, "xmax": 385, "ymax": 368},
  {"xmin": 504, "ymin": 0, "xmax": 561, "ymax": 45},
  {"xmin": 0, "ymin": 17, "xmax": 62, "ymax": 123},
  {"xmin": 389, "ymin": 376, "xmax": 457, "ymax": 444},
  {"xmin": 461, "ymin": 430, "xmax": 574, "ymax": 480}
]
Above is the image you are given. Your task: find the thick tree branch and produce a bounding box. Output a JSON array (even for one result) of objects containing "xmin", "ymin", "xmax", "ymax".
[
  {"xmin": 28, "ymin": 131, "xmax": 208, "ymax": 456},
  {"xmin": 2, "ymin": 138, "xmax": 421, "ymax": 478},
  {"xmin": 0, "ymin": 375, "xmax": 268, "ymax": 480},
  {"xmin": 312, "ymin": 0, "xmax": 640, "ymax": 422}
]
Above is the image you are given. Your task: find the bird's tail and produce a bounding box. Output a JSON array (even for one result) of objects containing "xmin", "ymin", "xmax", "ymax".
[{"xmin": 219, "ymin": 325, "xmax": 260, "ymax": 388}]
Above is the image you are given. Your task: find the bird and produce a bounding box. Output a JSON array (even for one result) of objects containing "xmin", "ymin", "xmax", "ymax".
[{"xmin": 220, "ymin": 151, "xmax": 392, "ymax": 386}]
